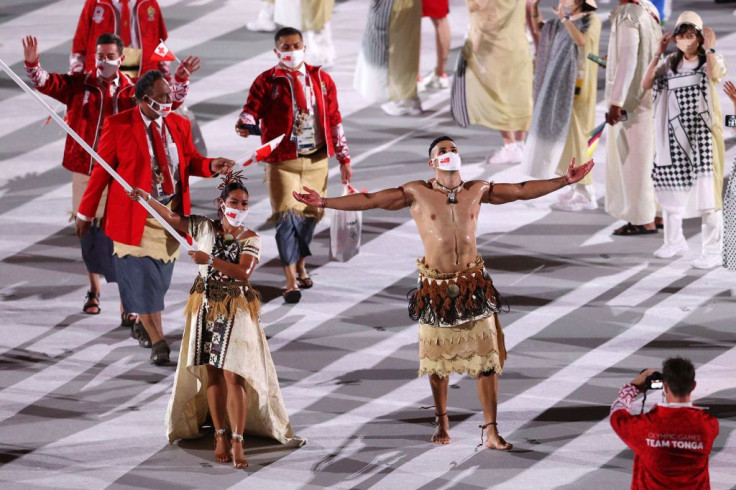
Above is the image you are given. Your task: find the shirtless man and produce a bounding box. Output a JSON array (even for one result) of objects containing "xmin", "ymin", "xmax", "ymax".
[{"xmin": 294, "ymin": 135, "xmax": 594, "ymax": 449}]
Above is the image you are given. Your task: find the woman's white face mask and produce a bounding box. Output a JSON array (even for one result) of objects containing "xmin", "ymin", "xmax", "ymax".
[
  {"xmin": 432, "ymin": 152, "xmax": 462, "ymax": 171},
  {"xmin": 222, "ymin": 205, "xmax": 249, "ymax": 227}
]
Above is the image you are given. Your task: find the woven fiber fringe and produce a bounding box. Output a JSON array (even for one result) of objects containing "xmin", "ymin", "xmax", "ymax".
[
  {"xmin": 418, "ymin": 355, "xmax": 503, "ymax": 379},
  {"xmin": 418, "ymin": 321, "xmax": 492, "ymax": 346},
  {"xmin": 184, "ymin": 290, "xmax": 260, "ymax": 322}
]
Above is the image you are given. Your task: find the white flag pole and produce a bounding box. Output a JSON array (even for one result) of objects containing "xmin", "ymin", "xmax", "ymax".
[{"xmin": 0, "ymin": 59, "xmax": 196, "ymax": 251}]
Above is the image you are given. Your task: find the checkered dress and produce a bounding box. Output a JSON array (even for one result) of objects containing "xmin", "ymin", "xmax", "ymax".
[
  {"xmin": 652, "ymin": 59, "xmax": 714, "ymax": 191},
  {"xmin": 724, "ymin": 161, "xmax": 736, "ymax": 271}
]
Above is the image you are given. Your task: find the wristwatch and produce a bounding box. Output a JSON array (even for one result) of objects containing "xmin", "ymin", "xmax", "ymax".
[{"xmin": 708, "ymin": 48, "xmax": 716, "ymax": 54}]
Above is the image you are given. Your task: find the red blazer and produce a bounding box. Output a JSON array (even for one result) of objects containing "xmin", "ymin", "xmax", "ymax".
[
  {"xmin": 240, "ymin": 64, "xmax": 350, "ymax": 164},
  {"xmin": 78, "ymin": 107, "xmax": 213, "ymax": 246},
  {"xmin": 72, "ymin": 0, "xmax": 167, "ymax": 77}
]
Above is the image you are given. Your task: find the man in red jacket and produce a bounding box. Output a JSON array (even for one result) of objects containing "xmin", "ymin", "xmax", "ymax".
[
  {"xmin": 235, "ymin": 26, "xmax": 352, "ymax": 303},
  {"xmin": 610, "ymin": 357, "xmax": 719, "ymax": 489},
  {"xmin": 23, "ymin": 33, "xmax": 197, "ymax": 321},
  {"xmin": 70, "ymin": 0, "xmax": 169, "ymax": 78},
  {"xmin": 76, "ymin": 70, "xmax": 234, "ymax": 365}
]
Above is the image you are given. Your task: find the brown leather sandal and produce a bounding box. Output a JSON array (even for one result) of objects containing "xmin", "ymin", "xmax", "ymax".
[{"xmin": 82, "ymin": 291, "xmax": 101, "ymax": 315}]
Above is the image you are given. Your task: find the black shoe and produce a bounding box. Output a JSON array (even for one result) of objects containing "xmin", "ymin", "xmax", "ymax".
[
  {"xmin": 150, "ymin": 340, "xmax": 170, "ymax": 365},
  {"xmin": 132, "ymin": 320, "xmax": 152, "ymax": 348},
  {"xmin": 120, "ymin": 312, "xmax": 138, "ymax": 329},
  {"xmin": 282, "ymin": 288, "xmax": 301, "ymax": 304}
]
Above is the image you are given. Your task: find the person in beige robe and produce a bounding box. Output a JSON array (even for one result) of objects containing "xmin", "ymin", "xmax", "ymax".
[{"xmin": 451, "ymin": 0, "xmax": 533, "ymax": 164}]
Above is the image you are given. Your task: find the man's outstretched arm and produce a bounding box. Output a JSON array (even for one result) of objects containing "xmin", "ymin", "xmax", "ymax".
[
  {"xmin": 293, "ymin": 186, "xmax": 408, "ymax": 211},
  {"xmin": 485, "ymin": 158, "xmax": 594, "ymax": 205}
]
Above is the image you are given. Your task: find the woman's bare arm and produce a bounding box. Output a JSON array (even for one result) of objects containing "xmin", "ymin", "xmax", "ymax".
[{"xmin": 128, "ymin": 187, "xmax": 189, "ymax": 234}]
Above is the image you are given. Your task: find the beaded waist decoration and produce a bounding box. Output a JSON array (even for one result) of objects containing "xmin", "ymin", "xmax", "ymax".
[{"xmin": 408, "ymin": 256, "xmax": 500, "ymax": 328}]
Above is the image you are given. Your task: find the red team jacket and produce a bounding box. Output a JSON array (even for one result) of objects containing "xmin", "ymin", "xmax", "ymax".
[
  {"xmin": 26, "ymin": 63, "xmax": 136, "ymax": 175},
  {"xmin": 610, "ymin": 384, "xmax": 719, "ymax": 489},
  {"xmin": 78, "ymin": 108, "xmax": 212, "ymax": 246},
  {"xmin": 240, "ymin": 64, "xmax": 350, "ymax": 165},
  {"xmin": 25, "ymin": 61, "xmax": 188, "ymax": 175},
  {"xmin": 72, "ymin": 0, "xmax": 167, "ymax": 77}
]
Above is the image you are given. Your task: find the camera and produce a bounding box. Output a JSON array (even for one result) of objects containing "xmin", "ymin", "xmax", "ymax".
[
  {"xmin": 644, "ymin": 371, "xmax": 664, "ymax": 390},
  {"xmin": 725, "ymin": 115, "xmax": 736, "ymax": 128}
]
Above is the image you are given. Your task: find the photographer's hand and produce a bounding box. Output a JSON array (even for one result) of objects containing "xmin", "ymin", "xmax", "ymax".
[{"xmin": 631, "ymin": 369, "xmax": 657, "ymax": 391}]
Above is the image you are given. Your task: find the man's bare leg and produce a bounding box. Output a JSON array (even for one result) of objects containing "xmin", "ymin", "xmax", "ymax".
[
  {"xmin": 296, "ymin": 256, "xmax": 309, "ymax": 280},
  {"xmin": 138, "ymin": 312, "xmax": 164, "ymax": 344},
  {"xmin": 513, "ymin": 130, "xmax": 527, "ymax": 143},
  {"xmin": 428, "ymin": 374, "xmax": 451, "ymax": 444},
  {"xmin": 206, "ymin": 366, "xmax": 231, "ymax": 463},
  {"xmin": 283, "ymin": 263, "xmax": 299, "ymax": 291},
  {"xmin": 84, "ymin": 272, "xmax": 101, "ymax": 313},
  {"xmin": 476, "ymin": 373, "xmax": 512, "ymax": 450}
]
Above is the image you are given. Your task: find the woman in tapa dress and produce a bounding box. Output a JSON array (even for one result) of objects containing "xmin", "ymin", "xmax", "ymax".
[{"xmin": 129, "ymin": 172, "xmax": 303, "ymax": 469}]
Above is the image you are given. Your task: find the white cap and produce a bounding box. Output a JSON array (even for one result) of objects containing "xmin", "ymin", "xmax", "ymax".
[{"xmin": 675, "ymin": 11, "xmax": 703, "ymax": 32}]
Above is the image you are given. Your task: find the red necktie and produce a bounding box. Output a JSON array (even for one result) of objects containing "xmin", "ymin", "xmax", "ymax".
[
  {"xmin": 151, "ymin": 122, "xmax": 174, "ymax": 195},
  {"xmin": 289, "ymin": 72, "xmax": 308, "ymax": 112},
  {"xmin": 120, "ymin": 1, "xmax": 132, "ymax": 46}
]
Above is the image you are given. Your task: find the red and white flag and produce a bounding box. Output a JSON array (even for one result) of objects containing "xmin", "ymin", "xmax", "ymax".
[
  {"xmin": 150, "ymin": 41, "xmax": 176, "ymax": 62},
  {"xmin": 241, "ymin": 134, "xmax": 286, "ymax": 166}
]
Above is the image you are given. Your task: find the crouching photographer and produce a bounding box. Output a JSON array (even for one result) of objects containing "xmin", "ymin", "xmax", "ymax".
[{"xmin": 610, "ymin": 357, "xmax": 719, "ymax": 489}]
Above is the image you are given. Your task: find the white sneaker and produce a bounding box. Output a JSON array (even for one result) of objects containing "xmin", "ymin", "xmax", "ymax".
[
  {"xmin": 381, "ymin": 98, "xmax": 422, "ymax": 117},
  {"xmin": 557, "ymin": 186, "xmax": 577, "ymax": 203},
  {"xmin": 488, "ymin": 144, "xmax": 522, "ymax": 164},
  {"xmin": 418, "ymin": 71, "xmax": 449, "ymax": 92},
  {"xmin": 653, "ymin": 241, "xmax": 688, "ymax": 259},
  {"xmin": 553, "ymin": 191, "xmax": 598, "ymax": 211},
  {"xmin": 247, "ymin": 3, "xmax": 276, "ymax": 32},
  {"xmin": 691, "ymin": 253, "xmax": 722, "ymax": 270},
  {"xmin": 511, "ymin": 141, "xmax": 524, "ymax": 162}
]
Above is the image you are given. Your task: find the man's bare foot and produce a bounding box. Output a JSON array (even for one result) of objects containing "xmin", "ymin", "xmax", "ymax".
[
  {"xmin": 484, "ymin": 426, "xmax": 513, "ymax": 451},
  {"xmin": 431, "ymin": 413, "xmax": 451, "ymax": 444},
  {"xmin": 214, "ymin": 430, "xmax": 232, "ymax": 463}
]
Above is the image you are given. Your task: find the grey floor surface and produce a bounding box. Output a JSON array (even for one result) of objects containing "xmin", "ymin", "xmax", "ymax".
[{"xmin": 1, "ymin": 1, "xmax": 735, "ymax": 488}]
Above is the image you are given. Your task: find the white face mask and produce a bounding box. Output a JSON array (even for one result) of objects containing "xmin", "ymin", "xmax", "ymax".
[
  {"xmin": 433, "ymin": 152, "xmax": 462, "ymax": 171},
  {"xmin": 222, "ymin": 206, "xmax": 249, "ymax": 227},
  {"xmin": 277, "ymin": 49, "xmax": 305, "ymax": 69},
  {"xmin": 96, "ymin": 58, "xmax": 121, "ymax": 78},
  {"xmin": 146, "ymin": 97, "xmax": 172, "ymax": 118}
]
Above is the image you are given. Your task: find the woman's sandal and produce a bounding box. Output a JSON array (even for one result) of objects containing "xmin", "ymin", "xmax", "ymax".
[
  {"xmin": 296, "ymin": 276, "xmax": 314, "ymax": 289},
  {"xmin": 478, "ymin": 422, "xmax": 513, "ymax": 451},
  {"xmin": 613, "ymin": 223, "xmax": 658, "ymax": 236},
  {"xmin": 231, "ymin": 433, "xmax": 248, "ymax": 469},
  {"xmin": 120, "ymin": 312, "xmax": 138, "ymax": 329},
  {"xmin": 214, "ymin": 428, "xmax": 232, "ymax": 463},
  {"xmin": 82, "ymin": 291, "xmax": 101, "ymax": 315}
]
